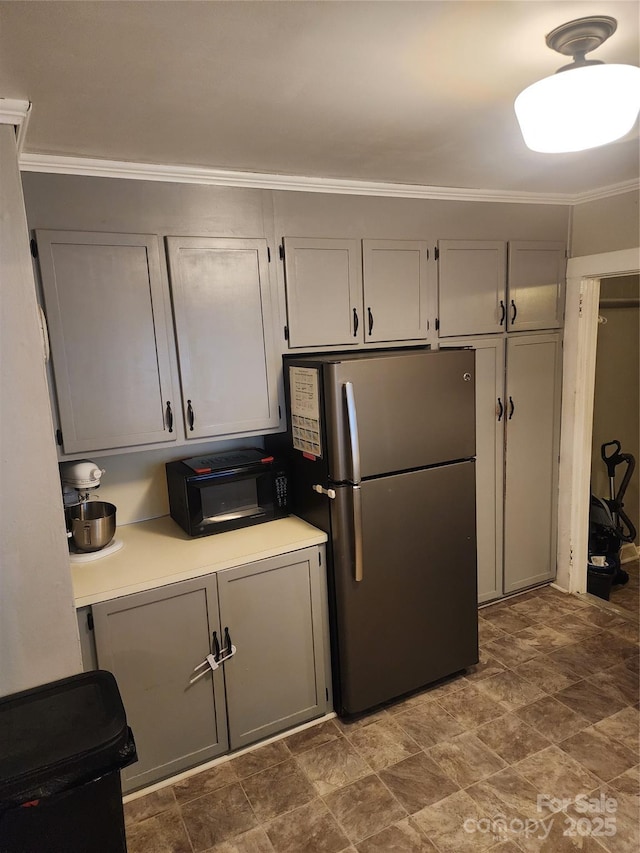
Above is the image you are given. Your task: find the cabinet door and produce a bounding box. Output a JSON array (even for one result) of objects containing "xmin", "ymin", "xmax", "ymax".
[
  {"xmin": 283, "ymin": 237, "xmax": 362, "ymax": 348},
  {"xmin": 507, "ymin": 241, "xmax": 566, "ymax": 331},
  {"xmin": 441, "ymin": 338, "xmax": 505, "ymax": 603},
  {"xmin": 362, "ymin": 240, "xmax": 430, "ymax": 343},
  {"xmin": 504, "ymin": 333, "xmax": 562, "ymax": 593},
  {"xmin": 438, "ymin": 240, "xmax": 507, "ymax": 337},
  {"xmin": 217, "ymin": 547, "xmax": 327, "ymax": 750},
  {"xmin": 37, "ymin": 231, "xmax": 175, "ymax": 453},
  {"xmin": 92, "ymin": 577, "xmax": 228, "ymax": 792},
  {"xmin": 166, "ymin": 237, "xmax": 279, "ymax": 439}
]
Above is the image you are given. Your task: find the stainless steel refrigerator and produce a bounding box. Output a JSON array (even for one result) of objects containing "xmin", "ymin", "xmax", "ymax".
[{"xmin": 282, "ymin": 347, "xmax": 478, "ymax": 716}]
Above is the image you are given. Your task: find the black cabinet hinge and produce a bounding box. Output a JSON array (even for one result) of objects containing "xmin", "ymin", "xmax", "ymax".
[
  {"xmin": 87, "ymin": 611, "xmax": 94, "ymax": 631},
  {"xmin": 30, "ymin": 238, "xmax": 38, "ymax": 259},
  {"xmin": 284, "ymin": 325, "xmax": 289, "ymax": 341},
  {"xmin": 278, "ymin": 404, "xmax": 282, "ymax": 420},
  {"xmin": 435, "ymin": 317, "xmax": 440, "ymax": 331},
  {"xmin": 326, "ymin": 687, "xmax": 329, "ymax": 701},
  {"xmin": 267, "ymin": 246, "xmax": 271, "ymax": 262},
  {"xmin": 279, "ymin": 244, "xmax": 285, "ymax": 261},
  {"xmin": 55, "ymin": 428, "xmax": 63, "ymax": 446},
  {"xmin": 434, "ymin": 246, "xmax": 440, "ymax": 261},
  {"xmin": 426, "ymin": 248, "xmax": 429, "ymax": 260}
]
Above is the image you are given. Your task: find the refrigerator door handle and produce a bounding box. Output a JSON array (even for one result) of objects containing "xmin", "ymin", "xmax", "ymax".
[
  {"xmin": 343, "ymin": 381, "xmax": 361, "ymax": 484},
  {"xmin": 352, "ymin": 484, "xmax": 364, "ymax": 582}
]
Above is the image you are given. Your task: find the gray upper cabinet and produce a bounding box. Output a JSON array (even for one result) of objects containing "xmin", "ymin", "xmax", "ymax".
[
  {"xmin": 217, "ymin": 547, "xmax": 328, "ymax": 750},
  {"xmin": 437, "ymin": 241, "xmax": 507, "ymax": 337},
  {"xmin": 282, "ymin": 237, "xmax": 431, "ymax": 349},
  {"xmin": 503, "ymin": 332, "xmax": 562, "ymax": 594},
  {"xmin": 362, "ymin": 240, "xmax": 430, "ymax": 344},
  {"xmin": 37, "ymin": 230, "xmax": 175, "ymax": 453},
  {"xmin": 166, "ymin": 236, "xmax": 280, "ymax": 439},
  {"xmin": 92, "ymin": 575, "xmax": 228, "ymax": 793},
  {"xmin": 282, "ymin": 237, "xmax": 362, "ymax": 348},
  {"xmin": 507, "ymin": 241, "xmax": 566, "ymax": 331},
  {"xmin": 437, "ymin": 239, "xmax": 565, "ymax": 338}
]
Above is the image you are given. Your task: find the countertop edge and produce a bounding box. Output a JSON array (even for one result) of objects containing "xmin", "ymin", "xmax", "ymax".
[{"xmin": 73, "ymin": 515, "xmax": 328, "ymax": 608}]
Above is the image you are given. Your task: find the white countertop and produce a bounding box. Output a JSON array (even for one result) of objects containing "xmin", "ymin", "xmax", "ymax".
[{"xmin": 72, "ymin": 515, "xmax": 328, "ymax": 607}]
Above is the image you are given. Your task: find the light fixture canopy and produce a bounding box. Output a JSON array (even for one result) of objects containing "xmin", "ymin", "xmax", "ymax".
[{"xmin": 514, "ymin": 15, "xmax": 640, "ymax": 153}]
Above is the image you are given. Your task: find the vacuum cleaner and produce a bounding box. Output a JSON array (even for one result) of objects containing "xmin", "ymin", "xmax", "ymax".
[{"xmin": 588, "ymin": 440, "xmax": 636, "ymax": 597}]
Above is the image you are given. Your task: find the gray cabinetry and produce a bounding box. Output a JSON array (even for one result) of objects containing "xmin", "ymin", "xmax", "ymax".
[
  {"xmin": 217, "ymin": 547, "xmax": 328, "ymax": 750},
  {"xmin": 165, "ymin": 236, "xmax": 280, "ymax": 438},
  {"xmin": 282, "ymin": 237, "xmax": 362, "ymax": 348},
  {"xmin": 361, "ymin": 239, "xmax": 430, "ymax": 344},
  {"xmin": 437, "ymin": 239, "xmax": 565, "ymax": 338},
  {"xmin": 504, "ymin": 333, "xmax": 562, "ymax": 593},
  {"xmin": 507, "ymin": 242, "xmax": 566, "ymax": 331},
  {"xmin": 92, "ymin": 575, "xmax": 228, "ymax": 792},
  {"xmin": 442, "ymin": 332, "xmax": 561, "ymax": 601},
  {"xmin": 37, "ymin": 230, "xmax": 175, "ymax": 453},
  {"xmin": 282, "ymin": 237, "xmax": 432, "ymax": 349},
  {"xmin": 89, "ymin": 545, "xmax": 328, "ymax": 792},
  {"xmin": 437, "ymin": 241, "xmax": 507, "ymax": 337}
]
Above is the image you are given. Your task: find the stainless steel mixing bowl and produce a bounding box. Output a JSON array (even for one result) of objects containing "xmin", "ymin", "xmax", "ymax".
[{"xmin": 66, "ymin": 501, "xmax": 117, "ymax": 552}]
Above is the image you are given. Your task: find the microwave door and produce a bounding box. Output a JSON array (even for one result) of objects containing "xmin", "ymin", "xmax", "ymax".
[{"xmin": 194, "ymin": 477, "xmax": 265, "ymax": 525}]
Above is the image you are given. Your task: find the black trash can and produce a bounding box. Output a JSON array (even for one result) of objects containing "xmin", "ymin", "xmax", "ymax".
[
  {"xmin": 0, "ymin": 670, "xmax": 136, "ymax": 853},
  {"xmin": 586, "ymin": 560, "xmax": 616, "ymax": 601}
]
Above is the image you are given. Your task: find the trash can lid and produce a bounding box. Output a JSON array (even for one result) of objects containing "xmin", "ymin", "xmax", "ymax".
[{"xmin": 0, "ymin": 670, "xmax": 129, "ymax": 798}]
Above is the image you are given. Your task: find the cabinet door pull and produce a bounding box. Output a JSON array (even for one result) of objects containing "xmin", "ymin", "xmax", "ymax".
[
  {"xmin": 497, "ymin": 397, "xmax": 504, "ymax": 421},
  {"xmin": 165, "ymin": 401, "xmax": 173, "ymax": 433},
  {"xmin": 187, "ymin": 399, "xmax": 195, "ymax": 431},
  {"xmin": 367, "ymin": 307, "xmax": 374, "ymax": 336},
  {"xmin": 353, "ymin": 308, "xmax": 359, "ymax": 337},
  {"xmin": 510, "ymin": 299, "xmax": 517, "ymax": 325},
  {"xmin": 499, "ymin": 300, "xmax": 506, "ymax": 326},
  {"xmin": 211, "ymin": 630, "xmax": 221, "ymax": 662},
  {"xmin": 508, "ymin": 396, "xmax": 515, "ymax": 419},
  {"xmin": 217, "ymin": 627, "xmax": 237, "ymax": 664}
]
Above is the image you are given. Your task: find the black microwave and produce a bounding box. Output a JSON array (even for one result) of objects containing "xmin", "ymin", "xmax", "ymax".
[{"xmin": 166, "ymin": 448, "xmax": 290, "ymax": 537}]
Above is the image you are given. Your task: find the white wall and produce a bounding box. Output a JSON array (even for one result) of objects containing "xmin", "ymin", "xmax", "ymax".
[{"xmin": 0, "ymin": 126, "xmax": 81, "ymax": 695}]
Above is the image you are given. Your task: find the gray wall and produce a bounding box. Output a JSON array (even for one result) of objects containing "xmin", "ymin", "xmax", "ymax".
[
  {"xmin": 1, "ymin": 131, "xmax": 81, "ymax": 695},
  {"xmin": 571, "ymin": 190, "xmax": 640, "ymax": 257},
  {"xmin": 22, "ymin": 172, "xmax": 571, "ymax": 522}
]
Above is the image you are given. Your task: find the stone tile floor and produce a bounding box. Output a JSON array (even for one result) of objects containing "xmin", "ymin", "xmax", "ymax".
[
  {"xmin": 124, "ymin": 584, "xmax": 639, "ymax": 853},
  {"xmin": 609, "ymin": 559, "xmax": 639, "ymax": 616}
]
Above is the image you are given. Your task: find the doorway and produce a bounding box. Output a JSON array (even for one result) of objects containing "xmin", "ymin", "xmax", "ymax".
[
  {"xmin": 590, "ymin": 275, "xmax": 639, "ymax": 611},
  {"xmin": 557, "ymin": 248, "xmax": 640, "ymax": 596}
]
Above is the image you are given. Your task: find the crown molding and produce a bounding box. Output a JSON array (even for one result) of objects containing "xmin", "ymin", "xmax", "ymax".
[
  {"xmin": 0, "ymin": 99, "xmax": 32, "ymax": 153},
  {"xmin": 19, "ymin": 152, "xmax": 572, "ymax": 205},
  {"xmin": 18, "ymin": 151, "xmax": 638, "ymax": 206},
  {"xmin": 571, "ymin": 179, "xmax": 640, "ymax": 205}
]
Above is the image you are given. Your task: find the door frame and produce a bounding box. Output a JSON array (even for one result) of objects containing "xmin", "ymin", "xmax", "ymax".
[{"xmin": 557, "ymin": 247, "xmax": 640, "ymax": 593}]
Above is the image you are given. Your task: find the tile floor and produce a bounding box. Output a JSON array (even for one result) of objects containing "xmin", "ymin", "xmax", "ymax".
[
  {"xmin": 124, "ymin": 584, "xmax": 639, "ymax": 853},
  {"xmin": 609, "ymin": 559, "xmax": 639, "ymax": 615}
]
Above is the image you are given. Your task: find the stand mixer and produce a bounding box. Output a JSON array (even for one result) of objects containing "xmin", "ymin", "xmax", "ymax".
[{"xmin": 60, "ymin": 460, "xmax": 122, "ymax": 561}]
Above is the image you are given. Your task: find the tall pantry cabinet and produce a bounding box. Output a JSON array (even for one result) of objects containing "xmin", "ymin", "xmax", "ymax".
[{"xmin": 438, "ymin": 240, "xmax": 565, "ymax": 601}]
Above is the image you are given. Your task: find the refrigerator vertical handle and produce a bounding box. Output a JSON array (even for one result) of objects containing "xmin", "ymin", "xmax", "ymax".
[
  {"xmin": 352, "ymin": 485, "xmax": 364, "ymax": 582},
  {"xmin": 343, "ymin": 382, "xmax": 361, "ymax": 484}
]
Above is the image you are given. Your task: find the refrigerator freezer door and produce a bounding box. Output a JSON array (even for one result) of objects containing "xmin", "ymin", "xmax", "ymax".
[
  {"xmin": 323, "ymin": 349, "xmax": 475, "ymax": 481},
  {"xmin": 330, "ymin": 460, "xmax": 478, "ymax": 715}
]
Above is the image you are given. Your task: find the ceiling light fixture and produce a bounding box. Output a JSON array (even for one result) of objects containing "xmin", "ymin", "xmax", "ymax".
[{"xmin": 514, "ymin": 15, "xmax": 640, "ymax": 153}]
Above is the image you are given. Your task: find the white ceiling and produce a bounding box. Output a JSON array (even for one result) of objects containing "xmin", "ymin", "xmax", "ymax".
[{"xmin": 1, "ymin": 0, "xmax": 639, "ymax": 197}]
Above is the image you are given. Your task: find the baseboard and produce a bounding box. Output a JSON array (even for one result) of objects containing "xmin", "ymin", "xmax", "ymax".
[{"xmin": 620, "ymin": 542, "xmax": 640, "ymax": 564}]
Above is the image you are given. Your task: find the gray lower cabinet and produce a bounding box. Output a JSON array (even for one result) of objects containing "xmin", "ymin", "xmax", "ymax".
[
  {"xmin": 217, "ymin": 549, "xmax": 328, "ymax": 750},
  {"xmin": 89, "ymin": 545, "xmax": 328, "ymax": 792},
  {"xmin": 92, "ymin": 575, "xmax": 228, "ymax": 792}
]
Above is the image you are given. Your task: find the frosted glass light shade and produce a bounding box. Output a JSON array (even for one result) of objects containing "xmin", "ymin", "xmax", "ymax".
[{"xmin": 515, "ymin": 63, "xmax": 640, "ymax": 153}]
